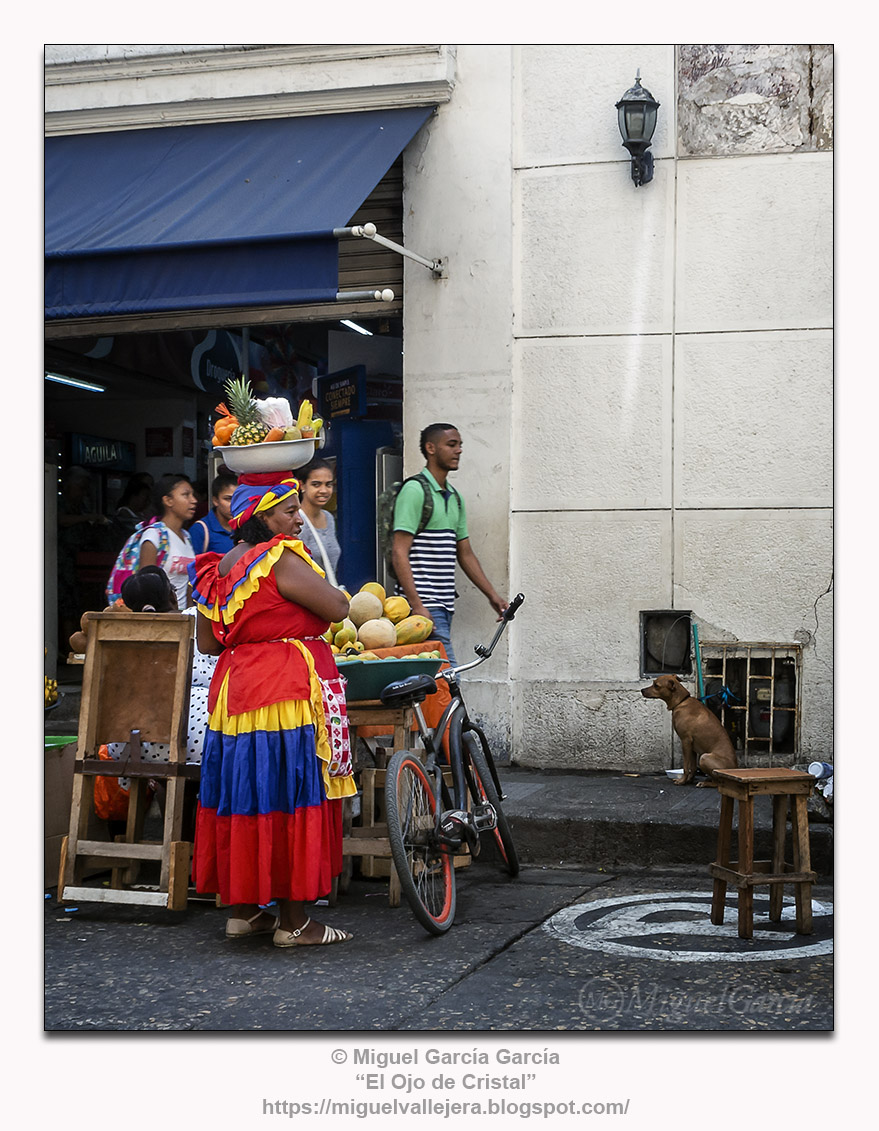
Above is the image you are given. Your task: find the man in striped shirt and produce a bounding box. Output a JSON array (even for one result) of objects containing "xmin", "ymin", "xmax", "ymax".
[{"xmin": 391, "ymin": 423, "xmax": 507, "ymax": 665}]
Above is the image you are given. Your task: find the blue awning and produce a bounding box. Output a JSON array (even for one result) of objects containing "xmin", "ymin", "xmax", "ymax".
[{"xmin": 45, "ymin": 106, "xmax": 433, "ymax": 320}]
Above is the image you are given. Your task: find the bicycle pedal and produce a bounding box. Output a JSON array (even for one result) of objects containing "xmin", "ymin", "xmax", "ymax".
[{"xmin": 472, "ymin": 803, "xmax": 497, "ymax": 833}]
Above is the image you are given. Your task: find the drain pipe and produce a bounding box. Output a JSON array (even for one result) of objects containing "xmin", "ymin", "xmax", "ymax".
[{"xmin": 692, "ymin": 622, "xmax": 705, "ymax": 701}]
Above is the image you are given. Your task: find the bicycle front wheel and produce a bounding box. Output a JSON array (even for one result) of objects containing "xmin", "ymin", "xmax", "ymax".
[
  {"xmin": 384, "ymin": 751, "xmax": 456, "ymax": 935},
  {"xmin": 463, "ymin": 730, "xmax": 520, "ymax": 877}
]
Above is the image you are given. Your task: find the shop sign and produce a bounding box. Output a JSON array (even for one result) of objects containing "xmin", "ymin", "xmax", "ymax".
[
  {"xmin": 191, "ymin": 329, "xmax": 242, "ymax": 393},
  {"xmin": 316, "ymin": 366, "xmax": 368, "ymax": 419},
  {"xmin": 365, "ymin": 375, "xmax": 403, "ymax": 405},
  {"xmin": 69, "ymin": 432, "xmax": 136, "ymax": 472}
]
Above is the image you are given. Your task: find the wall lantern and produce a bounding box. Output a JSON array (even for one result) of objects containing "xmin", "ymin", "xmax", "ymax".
[{"xmin": 615, "ymin": 70, "xmax": 660, "ymax": 186}]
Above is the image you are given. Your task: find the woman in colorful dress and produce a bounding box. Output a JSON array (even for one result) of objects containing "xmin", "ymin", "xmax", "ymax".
[{"xmin": 189, "ymin": 471, "xmax": 356, "ymax": 947}]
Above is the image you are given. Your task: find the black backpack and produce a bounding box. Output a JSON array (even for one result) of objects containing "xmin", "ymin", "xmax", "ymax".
[{"xmin": 377, "ymin": 472, "xmax": 459, "ymax": 581}]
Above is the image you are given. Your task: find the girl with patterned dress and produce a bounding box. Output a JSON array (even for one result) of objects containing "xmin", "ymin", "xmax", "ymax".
[{"xmin": 188, "ymin": 472, "xmax": 356, "ymax": 948}]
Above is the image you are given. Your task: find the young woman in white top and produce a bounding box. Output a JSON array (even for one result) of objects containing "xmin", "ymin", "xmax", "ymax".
[
  {"xmin": 139, "ymin": 473, "xmax": 198, "ymax": 609},
  {"xmin": 298, "ymin": 458, "xmax": 342, "ymax": 584}
]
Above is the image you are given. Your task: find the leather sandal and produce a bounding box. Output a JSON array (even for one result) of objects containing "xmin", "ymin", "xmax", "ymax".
[
  {"xmin": 225, "ymin": 909, "xmax": 279, "ymax": 938},
  {"xmin": 273, "ymin": 916, "xmax": 353, "ymax": 948}
]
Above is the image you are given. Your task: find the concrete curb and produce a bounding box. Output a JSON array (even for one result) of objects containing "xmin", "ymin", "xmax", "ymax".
[{"xmin": 498, "ymin": 767, "xmax": 833, "ymax": 876}]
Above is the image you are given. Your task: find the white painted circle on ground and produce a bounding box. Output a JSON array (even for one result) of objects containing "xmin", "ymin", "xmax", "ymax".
[{"xmin": 544, "ymin": 890, "xmax": 833, "ymax": 962}]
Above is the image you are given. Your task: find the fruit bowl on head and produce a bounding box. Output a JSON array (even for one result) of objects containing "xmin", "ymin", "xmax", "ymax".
[{"xmin": 220, "ymin": 437, "xmax": 319, "ymax": 473}]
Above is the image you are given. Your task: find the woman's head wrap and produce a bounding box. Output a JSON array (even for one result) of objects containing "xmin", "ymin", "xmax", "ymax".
[{"xmin": 228, "ymin": 471, "xmax": 301, "ymax": 531}]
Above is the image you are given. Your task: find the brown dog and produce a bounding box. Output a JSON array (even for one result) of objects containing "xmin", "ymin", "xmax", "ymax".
[{"xmin": 641, "ymin": 674, "xmax": 737, "ymax": 786}]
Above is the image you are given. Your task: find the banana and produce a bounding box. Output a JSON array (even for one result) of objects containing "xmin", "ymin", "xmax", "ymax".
[{"xmin": 296, "ymin": 399, "xmax": 313, "ymax": 430}]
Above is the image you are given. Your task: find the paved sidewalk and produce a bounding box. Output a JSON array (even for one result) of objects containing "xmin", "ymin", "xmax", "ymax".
[{"xmin": 499, "ymin": 766, "xmax": 833, "ymax": 874}]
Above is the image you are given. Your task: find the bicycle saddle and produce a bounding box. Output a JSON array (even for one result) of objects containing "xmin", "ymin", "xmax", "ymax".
[{"xmin": 380, "ymin": 674, "xmax": 438, "ymax": 707}]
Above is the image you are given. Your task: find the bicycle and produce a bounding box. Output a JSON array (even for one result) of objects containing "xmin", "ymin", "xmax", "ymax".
[{"xmin": 379, "ymin": 593, "xmax": 525, "ymax": 934}]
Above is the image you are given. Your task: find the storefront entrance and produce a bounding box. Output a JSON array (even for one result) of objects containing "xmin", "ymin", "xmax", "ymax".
[{"xmin": 44, "ymin": 107, "xmax": 431, "ymax": 670}]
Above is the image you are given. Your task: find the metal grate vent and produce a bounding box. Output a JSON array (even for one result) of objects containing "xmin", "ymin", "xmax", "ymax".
[{"xmin": 699, "ymin": 641, "xmax": 802, "ymax": 762}]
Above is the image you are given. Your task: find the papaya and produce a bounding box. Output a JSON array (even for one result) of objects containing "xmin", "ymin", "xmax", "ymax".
[
  {"xmin": 348, "ymin": 590, "xmax": 383, "ymax": 628},
  {"xmin": 69, "ymin": 630, "xmax": 89, "ymax": 653},
  {"xmin": 382, "ymin": 595, "xmax": 411, "ymax": 624},
  {"xmin": 357, "ymin": 617, "xmax": 397, "ymax": 650},
  {"xmin": 394, "ymin": 614, "xmax": 433, "ymax": 645},
  {"xmin": 359, "ymin": 581, "xmax": 386, "ymax": 603}
]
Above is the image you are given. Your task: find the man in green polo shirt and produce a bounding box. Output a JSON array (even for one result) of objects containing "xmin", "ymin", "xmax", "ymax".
[{"xmin": 391, "ymin": 422, "xmax": 507, "ymax": 665}]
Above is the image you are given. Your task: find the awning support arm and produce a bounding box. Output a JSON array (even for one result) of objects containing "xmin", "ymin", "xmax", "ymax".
[
  {"xmin": 335, "ymin": 288, "xmax": 396, "ymax": 302},
  {"xmin": 333, "ymin": 223, "xmax": 446, "ymax": 278}
]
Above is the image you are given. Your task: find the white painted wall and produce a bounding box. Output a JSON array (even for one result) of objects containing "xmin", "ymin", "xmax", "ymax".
[
  {"xmin": 402, "ymin": 45, "xmax": 515, "ymax": 751},
  {"xmin": 504, "ymin": 45, "xmax": 832, "ymax": 767}
]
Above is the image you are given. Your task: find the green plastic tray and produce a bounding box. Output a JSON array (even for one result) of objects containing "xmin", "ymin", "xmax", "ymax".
[
  {"xmin": 44, "ymin": 735, "xmax": 77, "ymax": 749},
  {"xmin": 336, "ymin": 656, "xmax": 442, "ymax": 702}
]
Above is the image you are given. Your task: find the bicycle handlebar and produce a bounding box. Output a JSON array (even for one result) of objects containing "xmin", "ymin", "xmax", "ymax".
[
  {"xmin": 442, "ymin": 592, "xmax": 525, "ymax": 678},
  {"xmin": 503, "ymin": 593, "xmax": 525, "ymax": 621}
]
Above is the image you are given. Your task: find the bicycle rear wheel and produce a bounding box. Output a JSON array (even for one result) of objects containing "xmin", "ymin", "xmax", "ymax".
[
  {"xmin": 462, "ymin": 729, "xmax": 520, "ymax": 877},
  {"xmin": 384, "ymin": 751, "xmax": 456, "ymax": 935}
]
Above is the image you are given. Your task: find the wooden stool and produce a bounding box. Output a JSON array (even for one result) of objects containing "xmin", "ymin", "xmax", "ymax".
[
  {"xmin": 59, "ymin": 611, "xmax": 196, "ymax": 911},
  {"xmin": 709, "ymin": 767, "xmax": 817, "ymax": 939}
]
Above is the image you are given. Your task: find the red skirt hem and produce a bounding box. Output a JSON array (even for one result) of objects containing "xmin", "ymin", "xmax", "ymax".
[{"xmin": 193, "ymin": 800, "xmax": 343, "ymax": 905}]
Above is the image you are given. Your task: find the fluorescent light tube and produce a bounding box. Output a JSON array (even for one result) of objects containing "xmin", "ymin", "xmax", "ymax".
[
  {"xmin": 339, "ymin": 320, "xmax": 373, "ymax": 336},
  {"xmin": 45, "ymin": 372, "xmax": 106, "ymax": 393}
]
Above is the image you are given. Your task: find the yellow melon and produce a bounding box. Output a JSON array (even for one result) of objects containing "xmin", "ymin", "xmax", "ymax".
[
  {"xmin": 333, "ymin": 619, "xmax": 357, "ymax": 648},
  {"xmin": 382, "ymin": 595, "xmax": 411, "ymax": 624},
  {"xmin": 359, "ymin": 581, "xmax": 386, "ymax": 602},
  {"xmin": 395, "ymin": 614, "xmax": 434, "ymax": 645},
  {"xmin": 357, "ymin": 618, "xmax": 397, "ymax": 650},
  {"xmin": 348, "ymin": 590, "xmax": 384, "ymax": 627}
]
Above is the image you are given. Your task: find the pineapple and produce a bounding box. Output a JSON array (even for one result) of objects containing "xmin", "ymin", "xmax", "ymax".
[{"xmin": 224, "ymin": 375, "xmax": 270, "ymax": 446}]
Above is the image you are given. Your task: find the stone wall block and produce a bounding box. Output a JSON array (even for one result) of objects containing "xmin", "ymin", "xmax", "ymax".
[
  {"xmin": 674, "ymin": 330, "xmax": 832, "ymax": 508},
  {"xmin": 513, "ymin": 335, "xmax": 672, "ymax": 510},
  {"xmin": 678, "ymin": 44, "xmax": 833, "ymax": 156},
  {"xmin": 511, "ymin": 511, "xmax": 671, "ymax": 682},
  {"xmin": 515, "ymin": 44, "xmax": 674, "ymax": 168},
  {"xmin": 673, "ymin": 510, "xmax": 833, "ymax": 645},
  {"xmin": 512, "ymin": 681, "xmax": 670, "ymax": 770},
  {"xmin": 675, "ymin": 154, "xmax": 832, "ymax": 333},
  {"xmin": 516, "ymin": 161, "xmax": 675, "ymax": 337}
]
